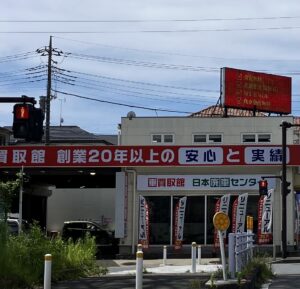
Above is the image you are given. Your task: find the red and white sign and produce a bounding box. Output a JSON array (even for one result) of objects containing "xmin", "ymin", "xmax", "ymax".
[
  {"xmin": 232, "ymin": 193, "xmax": 248, "ymax": 233},
  {"xmin": 257, "ymin": 190, "xmax": 273, "ymax": 244},
  {"xmin": 174, "ymin": 197, "xmax": 187, "ymax": 250},
  {"xmin": 222, "ymin": 67, "xmax": 292, "ymax": 114},
  {"xmin": 0, "ymin": 145, "xmax": 298, "ymax": 167},
  {"xmin": 138, "ymin": 196, "xmax": 149, "ymax": 249}
]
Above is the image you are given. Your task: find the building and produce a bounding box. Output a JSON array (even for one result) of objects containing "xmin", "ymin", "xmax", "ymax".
[
  {"xmin": 0, "ymin": 126, "xmax": 119, "ymax": 232},
  {"xmin": 115, "ymin": 109, "xmax": 300, "ymax": 256}
]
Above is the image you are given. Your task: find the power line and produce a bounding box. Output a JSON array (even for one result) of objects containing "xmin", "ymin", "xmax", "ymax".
[
  {"xmin": 66, "ymin": 53, "xmax": 219, "ymax": 72},
  {"xmin": 52, "ymin": 89, "xmax": 193, "ymax": 114},
  {"xmin": 55, "ymin": 67, "xmax": 218, "ymax": 93},
  {"xmin": 2, "ymin": 26, "xmax": 300, "ymax": 33},
  {"xmin": 1, "ymin": 16, "xmax": 300, "ymax": 22}
]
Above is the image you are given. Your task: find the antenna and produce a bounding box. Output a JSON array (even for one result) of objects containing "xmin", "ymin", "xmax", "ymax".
[{"xmin": 58, "ymin": 98, "xmax": 66, "ymax": 126}]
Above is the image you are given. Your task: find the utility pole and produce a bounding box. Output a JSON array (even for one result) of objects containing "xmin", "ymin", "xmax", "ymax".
[
  {"xmin": 45, "ymin": 36, "xmax": 53, "ymax": 145},
  {"xmin": 36, "ymin": 36, "xmax": 63, "ymax": 145}
]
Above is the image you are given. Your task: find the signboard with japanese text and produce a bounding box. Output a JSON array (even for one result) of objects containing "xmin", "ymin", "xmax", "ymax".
[
  {"xmin": 232, "ymin": 193, "xmax": 248, "ymax": 233},
  {"xmin": 138, "ymin": 196, "xmax": 149, "ymax": 249},
  {"xmin": 257, "ymin": 190, "xmax": 273, "ymax": 244},
  {"xmin": 222, "ymin": 67, "xmax": 292, "ymax": 114},
  {"xmin": 137, "ymin": 175, "xmax": 276, "ymax": 191},
  {"xmin": 174, "ymin": 196, "xmax": 187, "ymax": 250},
  {"xmin": 0, "ymin": 144, "xmax": 298, "ymax": 168}
]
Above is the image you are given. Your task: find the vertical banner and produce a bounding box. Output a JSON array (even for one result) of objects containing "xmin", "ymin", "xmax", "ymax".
[
  {"xmin": 174, "ymin": 196, "xmax": 187, "ymax": 250},
  {"xmin": 138, "ymin": 195, "xmax": 149, "ymax": 249},
  {"xmin": 257, "ymin": 189, "xmax": 273, "ymax": 244},
  {"xmin": 232, "ymin": 193, "xmax": 248, "ymax": 233},
  {"xmin": 214, "ymin": 194, "xmax": 231, "ymax": 247},
  {"xmin": 295, "ymin": 193, "xmax": 300, "ymax": 245}
]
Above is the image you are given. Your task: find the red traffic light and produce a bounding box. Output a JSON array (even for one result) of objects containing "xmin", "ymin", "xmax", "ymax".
[
  {"xmin": 259, "ymin": 179, "xmax": 268, "ymax": 195},
  {"xmin": 14, "ymin": 104, "xmax": 30, "ymax": 119}
]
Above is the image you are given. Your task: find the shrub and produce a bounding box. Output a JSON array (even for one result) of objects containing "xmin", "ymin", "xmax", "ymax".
[
  {"xmin": 0, "ymin": 223, "xmax": 107, "ymax": 289},
  {"xmin": 240, "ymin": 256, "xmax": 273, "ymax": 288}
]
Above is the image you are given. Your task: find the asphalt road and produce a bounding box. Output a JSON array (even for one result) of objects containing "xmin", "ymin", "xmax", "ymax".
[
  {"xmin": 52, "ymin": 274, "xmax": 209, "ymax": 289},
  {"xmin": 268, "ymin": 275, "xmax": 300, "ymax": 289}
]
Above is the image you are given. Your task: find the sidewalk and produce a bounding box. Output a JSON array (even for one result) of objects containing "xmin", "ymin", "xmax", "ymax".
[{"xmin": 98, "ymin": 257, "xmax": 222, "ymax": 275}]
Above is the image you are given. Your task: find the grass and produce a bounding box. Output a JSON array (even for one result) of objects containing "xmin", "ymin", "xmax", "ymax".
[{"xmin": 0, "ymin": 222, "xmax": 107, "ymax": 289}]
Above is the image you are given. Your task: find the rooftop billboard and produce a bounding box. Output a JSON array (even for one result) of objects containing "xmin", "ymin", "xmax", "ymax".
[{"xmin": 221, "ymin": 67, "xmax": 292, "ymax": 114}]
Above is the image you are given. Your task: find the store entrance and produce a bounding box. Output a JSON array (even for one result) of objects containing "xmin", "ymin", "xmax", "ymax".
[{"xmin": 144, "ymin": 196, "xmax": 205, "ymax": 245}]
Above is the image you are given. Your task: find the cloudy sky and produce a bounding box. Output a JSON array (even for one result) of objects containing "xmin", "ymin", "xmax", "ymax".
[{"xmin": 1, "ymin": 0, "xmax": 300, "ymax": 134}]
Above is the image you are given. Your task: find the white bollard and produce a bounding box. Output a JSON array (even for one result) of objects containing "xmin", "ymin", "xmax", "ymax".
[
  {"xmin": 163, "ymin": 245, "xmax": 167, "ymax": 266},
  {"xmin": 191, "ymin": 242, "xmax": 197, "ymax": 273},
  {"xmin": 197, "ymin": 245, "xmax": 202, "ymax": 265},
  {"xmin": 136, "ymin": 244, "xmax": 143, "ymax": 289},
  {"xmin": 44, "ymin": 254, "xmax": 52, "ymax": 289}
]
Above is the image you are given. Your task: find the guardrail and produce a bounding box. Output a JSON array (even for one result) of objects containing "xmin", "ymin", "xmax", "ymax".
[{"xmin": 228, "ymin": 232, "xmax": 255, "ymax": 278}]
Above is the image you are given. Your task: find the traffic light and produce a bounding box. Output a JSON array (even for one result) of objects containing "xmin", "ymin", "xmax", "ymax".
[
  {"xmin": 13, "ymin": 104, "xmax": 32, "ymax": 139},
  {"xmin": 259, "ymin": 179, "xmax": 268, "ymax": 195},
  {"xmin": 13, "ymin": 103, "xmax": 44, "ymax": 142}
]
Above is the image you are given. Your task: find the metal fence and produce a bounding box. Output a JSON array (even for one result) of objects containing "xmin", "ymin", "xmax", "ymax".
[{"xmin": 228, "ymin": 232, "xmax": 255, "ymax": 278}]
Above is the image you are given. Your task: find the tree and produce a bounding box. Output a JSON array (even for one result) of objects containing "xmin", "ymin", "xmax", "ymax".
[{"xmin": 0, "ymin": 175, "xmax": 20, "ymax": 221}]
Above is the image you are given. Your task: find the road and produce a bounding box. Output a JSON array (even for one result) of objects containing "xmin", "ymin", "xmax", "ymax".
[
  {"xmin": 268, "ymin": 261, "xmax": 300, "ymax": 289},
  {"xmin": 52, "ymin": 275, "xmax": 209, "ymax": 289}
]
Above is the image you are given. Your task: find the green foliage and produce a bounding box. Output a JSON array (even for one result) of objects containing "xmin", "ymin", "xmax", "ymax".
[
  {"xmin": 0, "ymin": 223, "xmax": 107, "ymax": 289},
  {"xmin": 0, "ymin": 175, "xmax": 20, "ymax": 220},
  {"xmin": 189, "ymin": 279, "xmax": 206, "ymax": 289},
  {"xmin": 240, "ymin": 256, "xmax": 273, "ymax": 288}
]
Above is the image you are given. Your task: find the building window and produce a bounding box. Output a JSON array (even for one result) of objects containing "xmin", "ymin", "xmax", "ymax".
[
  {"xmin": 193, "ymin": 134, "xmax": 207, "ymax": 143},
  {"xmin": 258, "ymin": 134, "xmax": 271, "ymax": 143},
  {"xmin": 193, "ymin": 134, "xmax": 222, "ymax": 144},
  {"xmin": 151, "ymin": 134, "xmax": 174, "ymax": 144},
  {"xmin": 242, "ymin": 134, "xmax": 256, "ymax": 143},
  {"xmin": 208, "ymin": 134, "xmax": 222, "ymax": 143},
  {"xmin": 241, "ymin": 133, "xmax": 271, "ymax": 143}
]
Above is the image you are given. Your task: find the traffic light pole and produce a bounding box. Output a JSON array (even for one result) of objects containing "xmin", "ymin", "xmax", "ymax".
[
  {"xmin": 280, "ymin": 121, "xmax": 298, "ymax": 258},
  {"xmin": 281, "ymin": 121, "xmax": 289, "ymax": 258}
]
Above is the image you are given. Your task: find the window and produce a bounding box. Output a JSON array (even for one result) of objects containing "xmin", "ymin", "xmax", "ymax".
[
  {"xmin": 193, "ymin": 133, "xmax": 222, "ymax": 144},
  {"xmin": 258, "ymin": 134, "xmax": 271, "ymax": 143},
  {"xmin": 241, "ymin": 133, "xmax": 271, "ymax": 143},
  {"xmin": 193, "ymin": 134, "xmax": 206, "ymax": 143},
  {"xmin": 151, "ymin": 134, "xmax": 174, "ymax": 144},
  {"xmin": 242, "ymin": 134, "xmax": 256, "ymax": 143},
  {"xmin": 208, "ymin": 134, "xmax": 222, "ymax": 143}
]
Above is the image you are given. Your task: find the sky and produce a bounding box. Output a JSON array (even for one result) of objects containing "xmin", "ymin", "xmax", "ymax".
[{"xmin": 1, "ymin": 0, "xmax": 300, "ymax": 134}]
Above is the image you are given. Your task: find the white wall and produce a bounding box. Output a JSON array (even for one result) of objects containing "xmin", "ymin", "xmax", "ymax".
[
  {"xmin": 120, "ymin": 116, "xmax": 294, "ymax": 145},
  {"xmin": 46, "ymin": 188, "xmax": 115, "ymax": 233}
]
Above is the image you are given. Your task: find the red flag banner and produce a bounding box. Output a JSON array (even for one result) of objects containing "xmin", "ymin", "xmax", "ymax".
[
  {"xmin": 257, "ymin": 191, "xmax": 273, "ymax": 244},
  {"xmin": 174, "ymin": 197, "xmax": 187, "ymax": 250},
  {"xmin": 138, "ymin": 196, "xmax": 149, "ymax": 249}
]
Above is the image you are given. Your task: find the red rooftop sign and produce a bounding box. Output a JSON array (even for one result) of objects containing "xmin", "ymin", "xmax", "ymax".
[
  {"xmin": 0, "ymin": 145, "xmax": 300, "ymax": 167},
  {"xmin": 222, "ymin": 67, "xmax": 292, "ymax": 114}
]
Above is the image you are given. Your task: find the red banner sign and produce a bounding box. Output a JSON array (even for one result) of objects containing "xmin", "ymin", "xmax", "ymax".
[
  {"xmin": 0, "ymin": 144, "xmax": 300, "ymax": 168},
  {"xmin": 222, "ymin": 67, "xmax": 291, "ymax": 114}
]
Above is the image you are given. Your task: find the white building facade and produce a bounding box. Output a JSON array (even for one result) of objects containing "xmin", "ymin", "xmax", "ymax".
[{"xmin": 116, "ymin": 115, "xmax": 300, "ymax": 256}]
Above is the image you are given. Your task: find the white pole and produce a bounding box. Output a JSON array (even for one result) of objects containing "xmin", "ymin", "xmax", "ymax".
[
  {"xmin": 136, "ymin": 244, "xmax": 143, "ymax": 289},
  {"xmin": 163, "ymin": 245, "xmax": 167, "ymax": 266},
  {"xmin": 18, "ymin": 166, "xmax": 24, "ymax": 235},
  {"xmin": 191, "ymin": 242, "xmax": 197, "ymax": 273},
  {"xmin": 44, "ymin": 254, "xmax": 52, "ymax": 289},
  {"xmin": 218, "ymin": 230, "xmax": 227, "ymax": 281},
  {"xmin": 197, "ymin": 245, "xmax": 202, "ymax": 265}
]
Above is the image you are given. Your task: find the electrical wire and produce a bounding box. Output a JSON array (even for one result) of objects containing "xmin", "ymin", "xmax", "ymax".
[
  {"xmin": 52, "ymin": 89, "xmax": 194, "ymax": 114},
  {"xmin": 1, "ymin": 16, "xmax": 300, "ymax": 22}
]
